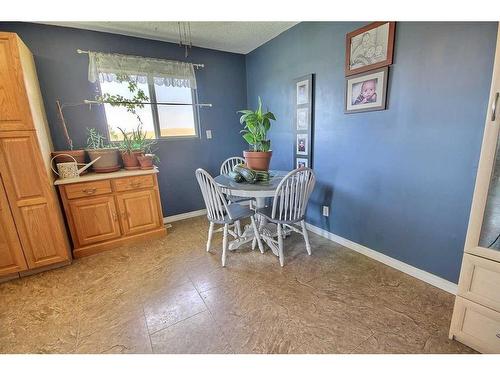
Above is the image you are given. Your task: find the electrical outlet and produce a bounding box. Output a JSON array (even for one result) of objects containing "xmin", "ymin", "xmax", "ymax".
[
  {"xmin": 206, "ymin": 130, "xmax": 212, "ymax": 139},
  {"xmin": 322, "ymin": 206, "xmax": 329, "ymax": 217}
]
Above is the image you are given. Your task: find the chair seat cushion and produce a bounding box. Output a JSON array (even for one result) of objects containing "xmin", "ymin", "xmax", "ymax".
[
  {"xmin": 257, "ymin": 206, "xmax": 304, "ymax": 224},
  {"xmin": 211, "ymin": 203, "xmax": 254, "ymax": 224},
  {"xmin": 227, "ymin": 195, "xmax": 254, "ymax": 204}
]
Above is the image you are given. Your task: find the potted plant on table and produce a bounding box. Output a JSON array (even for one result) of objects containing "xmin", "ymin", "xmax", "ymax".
[
  {"xmin": 85, "ymin": 128, "xmax": 121, "ymax": 173},
  {"xmin": 119, "ymin": 124, "xmax": 159, "ymax": 170},
  {"xmin": 118, "ymin": 125, "xmax": 144, "ymax": 170},
  {"xmin": 238, "ymin": 97, "xmax": 276, "ymax": 171}
]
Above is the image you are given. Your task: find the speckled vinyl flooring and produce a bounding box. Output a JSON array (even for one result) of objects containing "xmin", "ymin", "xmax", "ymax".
[{"xmin": 0, "ymin": 216, "xmax": 475, "ymax": 354}]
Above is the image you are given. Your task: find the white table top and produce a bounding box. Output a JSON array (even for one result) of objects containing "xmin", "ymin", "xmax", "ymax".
[
  {"xmin": 54, "ymin": 167, "xmax": 159, "ymax": 186},
  {"xmin": 214, "ymin": 170, "xmax": 289, "ymax": 198}
]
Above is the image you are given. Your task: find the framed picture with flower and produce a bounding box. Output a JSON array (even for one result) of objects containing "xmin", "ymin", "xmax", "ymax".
[{"xmin": 345, "ymin": 22, "xmax": 395, "ymax": 76}]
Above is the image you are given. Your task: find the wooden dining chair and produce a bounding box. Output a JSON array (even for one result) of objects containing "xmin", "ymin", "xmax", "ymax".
[
  {"xmin": 257, "ymin": 167, "xmax": 316, "ymax": 266},
  {"xmin": 195, "ymin": 168, "xmax": 264, "ymax": 266}
]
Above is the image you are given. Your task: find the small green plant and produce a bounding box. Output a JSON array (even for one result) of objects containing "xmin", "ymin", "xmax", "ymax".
[
  {"xmin": 86, "ymin": 128, "xmax": 111, "ymax": 149},
  {"xmin": 237, "ymin": 97, "xmax": 276, "ymax": 152},
  {"xmin": 117, "ymin": 124, "xmax": 159, "ymax": 163}
]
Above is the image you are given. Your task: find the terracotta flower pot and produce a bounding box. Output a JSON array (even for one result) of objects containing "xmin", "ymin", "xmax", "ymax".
[
  {"xmin": 51, "ymin": 150, "xmax": 88, "ymax": 175},
  {"xmin": 243, "ymin": 150, "xmax": 272, "ymax": 171},
  {"xmin": 121, "ymin": 150, "xmax": 143, "ymax": 170},
  {"xmin": 86, "ymin": 148, "xmax": 121, "ymax": 173},
  {"xmin": 137, "ymin": 154, "xmax": 154, "ymax": 170}
]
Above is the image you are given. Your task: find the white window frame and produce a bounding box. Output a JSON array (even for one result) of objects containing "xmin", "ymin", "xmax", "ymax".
[{"xmin": 98, "ymin": 73, "xmax": 201, "ymax": 140}]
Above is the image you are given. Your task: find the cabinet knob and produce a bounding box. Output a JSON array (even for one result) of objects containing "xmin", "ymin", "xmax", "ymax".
[
  {"xmin": 112, "ymin": 212, "xmax": 118, "ymax": 221},
  {"xmin": 121, "ymin": 211, "xmax": 128, "ymax": 219},
  {"xmin": 83, "ymin": 188, "xmax": 97, "ymax": 194},
  {"xmin": 131, "ymin": 182, "xmax": 141, "ymax": 188}
]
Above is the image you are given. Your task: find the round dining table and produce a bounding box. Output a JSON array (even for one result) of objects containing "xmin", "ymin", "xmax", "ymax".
[{"xmin": 214, "ymin": 170, "xmax": 289, "ymax": 254}]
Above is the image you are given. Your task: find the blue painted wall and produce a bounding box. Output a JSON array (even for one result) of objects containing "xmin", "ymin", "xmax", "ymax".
[
  {"xmin": 0, "ymin": 22, "xmax": 247, "ymax": 216},
  {"xmin": 246, "ymin": 22, "xmax": 498, "ymax": 282}
]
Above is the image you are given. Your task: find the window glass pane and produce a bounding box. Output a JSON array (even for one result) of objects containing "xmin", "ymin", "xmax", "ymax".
[
  {"xmin": 154, "ymin": 83, "xmax": 197, "ymax": 137},
  {"xmin": 99, "ymin": 76, "xmax": 155, "ymax": 141}
]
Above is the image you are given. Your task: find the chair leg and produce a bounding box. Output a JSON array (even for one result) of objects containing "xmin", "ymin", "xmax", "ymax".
[
  {"xmin": 250, "ymin": 216, "xmax": 264, "ymax": 254},
  {"xmin": 235, "ymin": 220, "xmax": 242, "ymax": 237},
  {"xmin": 277, "ymin": 223, "xmax": 284, "ymax": 267},
  {"xmin": 222, "ymin": 224, "xmax": 228, "ymax": 267},
  {"xmin": 301, "ymin": 220, "xmax": 311, "ymax": 255},
  {"xmin": 206, "ymin": 222, "xmax": 214, "ymax": 252}
]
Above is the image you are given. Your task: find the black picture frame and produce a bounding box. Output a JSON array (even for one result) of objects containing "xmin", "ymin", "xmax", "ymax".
[{"xmin": 293, "ymin": 74, "xmax": 314, "ymax": 169}]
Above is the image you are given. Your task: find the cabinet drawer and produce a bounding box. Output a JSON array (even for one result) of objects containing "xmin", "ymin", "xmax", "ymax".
[
  {"xmin": 65, "ymin": 180, "xmax": 112, "ymax": 200},
  {"xmin": 113, "ymin": 175, "xmax": 154, "ymax": 192},
  {"xmin": 451, "ymin": 296, "xmax": 500, "ymax": 353},
  {"xmin": 459, "ymin": 253, "xmax": 500, "ymax": 312}
]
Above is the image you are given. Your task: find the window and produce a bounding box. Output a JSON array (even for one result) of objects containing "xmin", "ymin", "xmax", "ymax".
[{"xmin": 99, "ymin": 74, "xmax": 199, "ymax": 141}]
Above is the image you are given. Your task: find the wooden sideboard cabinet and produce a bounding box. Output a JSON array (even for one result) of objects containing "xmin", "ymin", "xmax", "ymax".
[
  {"xmin": 56, "ymin": 169, "xmax": 167, "ymax": 258},
  {"xmin": 0, "ymin": 32, "xmax": 71, "ymax": 280}
]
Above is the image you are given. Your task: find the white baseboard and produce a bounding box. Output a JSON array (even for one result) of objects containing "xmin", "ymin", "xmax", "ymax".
[
  {"xmin": 163, "ymin": 209, "xmax": 207, "ymax": 224},
  {"xmin": 305, "ymin": 223, "xmax": 458, "ymax": 295}
]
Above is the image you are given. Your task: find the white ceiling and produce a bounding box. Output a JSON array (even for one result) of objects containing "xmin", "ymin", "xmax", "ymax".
[{"xmin": 43, "ymin": 22, "xmax": 298, "ymax": 54}]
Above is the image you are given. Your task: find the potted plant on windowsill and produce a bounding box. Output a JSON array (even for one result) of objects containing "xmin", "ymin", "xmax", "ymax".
[
  {"xmin": 85, "ymin": 128, "xmax": 120, "ymax": 173},
  {"xmin": 238, "ymin": 97, "xmax": 276, "ymax": 171}
]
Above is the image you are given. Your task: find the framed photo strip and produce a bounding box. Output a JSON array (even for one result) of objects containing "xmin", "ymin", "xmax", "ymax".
[{"xmin": 293, "ymin": 74, "xmax": 314, "ymax": 169}]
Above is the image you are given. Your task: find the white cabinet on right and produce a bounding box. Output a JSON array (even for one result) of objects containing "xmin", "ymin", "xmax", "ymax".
[{"xmin": 449, "ymin": 24, "xmax": 500, "ymax": 353}]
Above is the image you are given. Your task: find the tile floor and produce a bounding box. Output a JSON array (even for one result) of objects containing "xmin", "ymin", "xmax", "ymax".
[{"xmin": 0, "ymin": 216, "xmax": 475, "ymax": 354}]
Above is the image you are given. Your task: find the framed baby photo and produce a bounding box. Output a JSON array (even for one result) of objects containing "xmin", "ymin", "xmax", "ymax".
[
  {"xmin": 296, "ymin": 79, "xmax": 309, "ymax": 105},
  {"xmin": 296, "ymin": 133, "xmax": 308, "ymax": 155},
  {"xmin": 345, "ymin": 67, "xmax": 388, "ymax": 114},
  {"xmin": 297, "ymin": 107, "xmax": 309, "ymax": 131},
  {"xmin": 296, "ymin": 158, "xmax": 309, "ymax": 168},
  {"xmin": 345, "ymin": 22, "xmax": 395, "ymax": 76}
]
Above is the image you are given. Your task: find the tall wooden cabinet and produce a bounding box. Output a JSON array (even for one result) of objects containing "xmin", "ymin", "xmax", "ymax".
[
  {"xmin": 449, "ymin": 25, "xmax": 500, "ymax": 353},
  {"xmin": 0, "ymin": 32, "xmax": 71, "ymax": 279}
]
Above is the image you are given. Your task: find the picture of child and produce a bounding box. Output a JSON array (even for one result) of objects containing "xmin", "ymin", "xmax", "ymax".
[
  {"xmin": 296, "ymin": 134, "xmax": 308, "ymax": 155},
  {"xmin": 352, "ymin": 79, "xmax": 378, "ymax": 105},
  {"xmin": 296, "ymin": 158, "xmax": 308, "ymax": 168}
]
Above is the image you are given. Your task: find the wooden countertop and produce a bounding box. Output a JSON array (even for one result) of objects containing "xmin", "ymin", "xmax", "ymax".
[{"xmin": 54, "ymin": 167, "xmax": 159, "ymax": 186}]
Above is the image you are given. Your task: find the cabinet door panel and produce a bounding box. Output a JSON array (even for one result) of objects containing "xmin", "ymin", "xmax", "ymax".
[
  {"xmin": 0, "ymin": 132, "xmax": 69, "ymax": 268},
  {"xmin": 117, "ymin": 190, "xmax": 161, "ymax": 236},
  {"xmin": 0, "ymin": 135, "xmax": 45, "ymax": 202},
  {"xmin": 0, "ymin": 176, "xmax": 27, "ymax": 276},
  {"xmin": 0, "ymin": 33, "xmax": 32, "ymax": 131},
  {"xmin": 69, "ymin": 196, "xmax": 121, "ymax": 246}
]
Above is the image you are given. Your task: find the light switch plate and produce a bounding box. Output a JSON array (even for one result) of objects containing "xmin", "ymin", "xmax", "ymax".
[
  {"xmin": 206, "ymin": 130, "xmax": 212, "ymax": 139},
  {"xmin": 322, "ymin": 206, "xmax": 329, "ymax": 217}
]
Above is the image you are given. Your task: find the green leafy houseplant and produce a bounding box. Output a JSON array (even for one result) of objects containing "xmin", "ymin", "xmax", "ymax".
[
  {"xmin": 118, "ymin": 124, "xmax": 156, "ymax": 153},
  {"xmin": 238, "ymin": 97, "xmax": 276, "ymax": 152},
  {"xmin": 85, "ymin": 128, "xmax": 120, "ymax": 173},
  {"xmin": 118, "ymin": 124, "xmax": 159, "ymax": 170},
  {"xmin": 237, "ymin": 97, "xmax": 276, "ymax": 171},
  {"xmin": 86, "ymin": 128, "xmax": 109, "ymax": 149}
]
